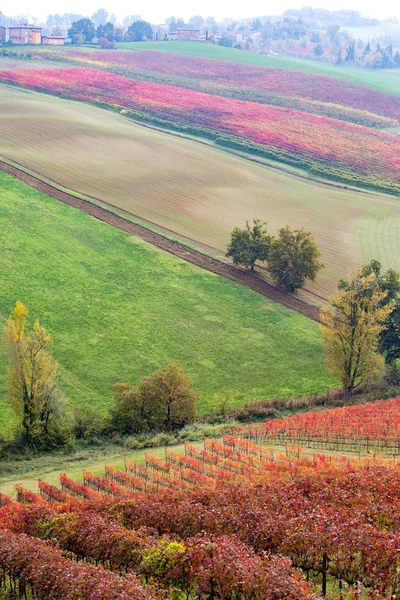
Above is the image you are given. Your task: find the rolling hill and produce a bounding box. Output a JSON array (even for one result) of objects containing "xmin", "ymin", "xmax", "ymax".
[{"xmin": 1, "ymin": 85, "xmax": 399, "ymax": 299}]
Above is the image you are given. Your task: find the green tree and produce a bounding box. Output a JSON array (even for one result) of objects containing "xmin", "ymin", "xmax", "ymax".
[
  {"xmin": 68, "ymin": 18, "xmax": 95, "ymax": 42},
  {"xmin": 111, "ymin": 364, "xmax": 199, "ymax": 433},
  {"xmin": 125, "ymin": 20, "xmax": 153, "ymax": 42},
  {"xmin": 110, "ymin": 383, "xmax": 148, "ymax": 434},
  {"xmin": 320, "ymin": 272, "xmax": 393, "ymax": 395},
  {"xmin": 267, "ymin": 226, "xmax": 323, "ymax": 292},
  {"xmin": 3, "ymin": 302, "xmax": 65, "ymax": 447},
  {"xmin": 226, "ymin": 219, "xmax": 271, "ymax": 271},
  {"xmin": 137, "ymin": 363, "xmax": 199, "ymax": 431},
  {"xmin": 314, "ymin": 44, "xmax": 324, "ymax": 56},
  {"xmin": 96, "ymin": 22, "xmax": 115, "ymax": 41},
  {"xmin": 91, "ymin": 8, "xmax": 109, "ymax": 26},
  {"xmin": 218, "ymin": 37, "xmax": 233, "ymax": 47},
  {"xmin": 339, "ymin": 260, "xmax": 400, "ymax": 363}
]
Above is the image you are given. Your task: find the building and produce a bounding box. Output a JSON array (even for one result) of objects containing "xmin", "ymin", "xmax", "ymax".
[
  {"xmin": 176, "ymin": 28, "xmax": 201, "ymax": 41},
  {"xmin": 0, "ymin": 26, "xmax": 6, "ymax": 42},
  {"xmin": 8, "ymin": 24, "xmax": 42, "ymax": 45},
  {"xmin": 42, "ymin": 35, "xmax": 66, "ymax": 46}
]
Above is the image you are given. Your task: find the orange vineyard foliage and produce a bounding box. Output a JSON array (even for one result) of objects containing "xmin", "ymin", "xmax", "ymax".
[{"xmin": 2, "ymin": 400, "xmax": 400, "ymax": 598}]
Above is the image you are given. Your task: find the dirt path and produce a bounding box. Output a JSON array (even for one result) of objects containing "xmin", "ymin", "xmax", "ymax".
[{"xmin": 0, "ymin": 160, "xmax": 320, "ymax": 322}]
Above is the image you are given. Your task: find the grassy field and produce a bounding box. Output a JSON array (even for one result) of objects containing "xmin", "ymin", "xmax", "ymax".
[
  {"xmin": 0, "ymin": 171, "xmax": 334, "ymax": 427},
  {"xmin": 1, "ymin": 85, "xmax": 400, "ymax": 299},
  {"xmin": 116, "ymin": 41, "xmax": 400, "ymax": 96}
]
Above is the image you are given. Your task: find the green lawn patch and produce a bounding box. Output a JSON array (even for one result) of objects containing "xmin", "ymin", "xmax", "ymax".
[{"xmin": 0, "ymin": 172, "xmax": 334, "ymax": 426}]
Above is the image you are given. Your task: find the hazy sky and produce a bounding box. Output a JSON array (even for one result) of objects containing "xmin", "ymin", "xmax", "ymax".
[{"xmin": 8, "ymin": 0, "xmax": 400, "ymax": 23}]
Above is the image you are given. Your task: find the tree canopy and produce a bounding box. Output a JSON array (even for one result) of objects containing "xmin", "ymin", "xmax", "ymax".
[
  {"xmin": 125, "ymin": 20, "xmax": 153, "ymax": 42},
  {"xmin": 226, "ymin": 219, "xmax": 271, "ymax": 271},
  {"xmin": 267, "ymin": 226, "xmax": 323, "ymax": 292},
  {"xmin": 68, "ymin": 18, "xmax": 95, "ymax": 43},
  {"xmin": 111, "ymin": 363, "xmax": 199, "ymax": 433},
  {"xmin": 320, "ymin": 271, "xmax": 393, "ymax": 394},
  {"xmin": 339, "ymin": 260, "xmax": 400, "ymax": 364},
  {"xmin": 96, "ymin": 22, "xmax": 115, "ymax": 42},
  {"xmin": 3, "ymin": 302, "xmax": 64, "ymax": 447}
]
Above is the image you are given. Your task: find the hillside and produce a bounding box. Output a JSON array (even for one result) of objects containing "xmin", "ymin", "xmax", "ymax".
[
  {"xmin": 1, "ymin": 85, "xmax": 399, "ymax": 299},
  {"xmin": 0, "ymin": 172, "xmax": 333, "ymax": 426},
  {"xmin": 116, "ymin": 41, "xmax": 400, "ymax": 97}
]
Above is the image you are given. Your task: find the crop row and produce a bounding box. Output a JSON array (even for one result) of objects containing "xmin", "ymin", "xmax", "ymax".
[
  {"xmin": 1, "ymin": 68, "xmax": 399, "ymax": 194},
  {"xmin": 0, "ymin": 506, "xmax": 313, "ymax": 599},
  {"xmin": 0, "ymin": 528, "xmax": 156, "ymax": 599}
]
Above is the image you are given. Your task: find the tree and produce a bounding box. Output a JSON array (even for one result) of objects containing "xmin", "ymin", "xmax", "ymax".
[
  {"xmin": 345, "ymin": 41, "xmax": 356, "ymax": 61},
  {"xmin": 267, "ymin": 226, "xmax": 323, "ymax": 292},
  {"xmin": 167, "ymin": 17, "xmax": 177, "ymax": 32},
  {"xmin": 137, "ymin": 363, "xmax": 198, "ymax": 431},
  {"xmin": 218, "ymin": 37, "xmax": 233, "ymax": 47},
  {"xmin": 3, "ymin": 302, "xmax": 63, "ymax": 447},
  {"xmin": 112, "ymin": 364, "xmax": 199, "ymax": 433},
  {"xmin": 314, "ymin": 44, "xmax": 324, "ymax": 56},
  {"xmin": 339, "ymin": 260, "xmax": 400, "ymax": 364},
  {"xmin": 91, "ymin": 8, "xmax": 109, "ymax": 27},
  {"xmin": 226, "ymin": 219, "xmax": 271, "ymax": 271},
  {"xmin": 67, "ymin": 18, "xmax": 95, "ymax": 43},
  {"xmin": 125, "ymin": 20, "xmax": 153, "ymax": 42},
  {"xmin": 96, "ymin": 22, "xmax": 115, "ymax": 42},
  {"xmin": 320, "ymin": 272, "xmax": 393, "ymax": 395},
  {"xmin": 189, "ymin": 15, "xmax": 204, "ymax": 29},
  {"xmin": 110, "ymin": 383, "xmax": 148, "ymax": 434}
]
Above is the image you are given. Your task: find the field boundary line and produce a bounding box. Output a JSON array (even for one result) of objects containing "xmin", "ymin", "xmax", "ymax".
[{"xmin": 0, "ymin": 159, "xmax": 320, "ymax": 322}]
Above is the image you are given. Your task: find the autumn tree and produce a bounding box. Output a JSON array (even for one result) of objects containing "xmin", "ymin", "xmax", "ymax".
[
  {"xmin": 339, "ymin": 260, "xmax": 400, "ymax": 364},
  {"xmin": 320, "ymin": 271, "xmax": 394, "ymax": 395},
  {"xmin": 226, "ymin": 219, "xmax": 271, "ymax": 271},
  {"xmin": 267, "ymin": 226, "xmax": 323, "ymax": 292},
  {"xmin": 3, "ymin": 302, "xmax": 64, "ymax": 447}
]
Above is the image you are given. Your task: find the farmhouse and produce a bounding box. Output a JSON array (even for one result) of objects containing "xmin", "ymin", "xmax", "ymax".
[
  {"xmin": 0, "ymin": 26, "xmax": 6, "ymax": 41},
  {"xmin": 42, "ymin": 35, "xmax": 66, "ymax": 45},
  {"xmin": 176, "ymin": 28, "xmax": 201, "ymax": 41},
  {"xmin": 8, "ymin": 24, "xmax": 42, "ymax": 44}
]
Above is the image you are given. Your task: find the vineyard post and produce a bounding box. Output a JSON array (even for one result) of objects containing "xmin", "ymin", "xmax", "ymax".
[{"xmin": 322, "ymin": 521, "xmax": 328, "ymax": 597}]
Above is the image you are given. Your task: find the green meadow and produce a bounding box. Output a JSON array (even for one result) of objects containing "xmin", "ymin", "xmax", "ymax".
[{"xmin": 0, "ymin": 172, "xmax": 335, "ymax": 427}]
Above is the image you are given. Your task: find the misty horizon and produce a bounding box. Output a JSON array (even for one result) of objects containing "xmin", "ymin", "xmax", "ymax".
[{"xmin": 2, "ymin": 1, "xmax": 399, "ymax": 26}]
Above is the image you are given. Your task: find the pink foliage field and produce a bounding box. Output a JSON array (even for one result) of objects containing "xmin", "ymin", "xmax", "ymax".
[
  {"xmin": 66, "ymin": 49, "xmax": 400, "ymax": 122},
  {"xmin": 1, "ymin": 67, "xmax": 399, "ymax": 193}
]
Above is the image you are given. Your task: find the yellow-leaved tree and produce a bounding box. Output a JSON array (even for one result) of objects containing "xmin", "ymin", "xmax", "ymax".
[
  {"xmin": 3, "ymin": 301, "xmax": 60, "ymax": 447},
  {"xmin": 320, "ymin": 271, "xmax": 394, "ymax": 395}
]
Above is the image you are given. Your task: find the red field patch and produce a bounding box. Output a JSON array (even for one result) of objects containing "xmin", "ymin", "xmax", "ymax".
[{"xmin": 263, "ymin": 396, "xmax": 400, "ymax": 452}]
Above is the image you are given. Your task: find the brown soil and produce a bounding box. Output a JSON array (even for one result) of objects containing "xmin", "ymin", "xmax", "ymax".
[{"xmin": 0, "ymin": 160, "xmax": 320, "ymax": 322}]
